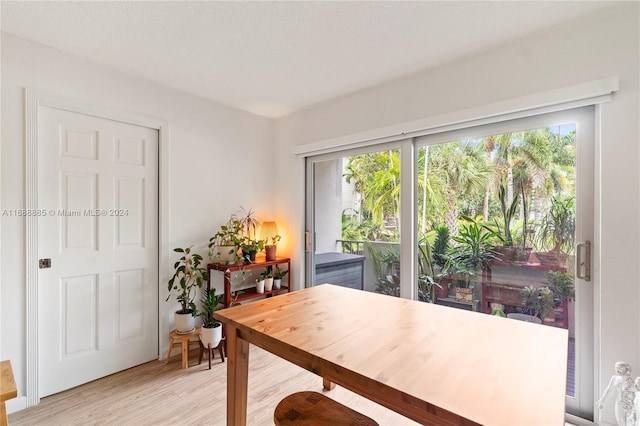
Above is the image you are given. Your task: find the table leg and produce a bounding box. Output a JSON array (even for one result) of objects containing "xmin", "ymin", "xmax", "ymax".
[
  {"xmin": 1, "ymin": 401, "xmax": 7, "ymax": 426},
  {"xmin": 226, "ymin": 324, "xmax": 249, "ymax": 426},
  {"xmin": 323, "ymin": 378, "xmax": 336, "ymax": 390}
]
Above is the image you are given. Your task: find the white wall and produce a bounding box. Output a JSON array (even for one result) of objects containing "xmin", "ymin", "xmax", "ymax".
[
  {"xmin": 275, "ymin": 3, "xmax": 639, "ymax": 423},
  {"xmin": 1, "ymin": 34, "xmax": 275, "ymax": 410}
]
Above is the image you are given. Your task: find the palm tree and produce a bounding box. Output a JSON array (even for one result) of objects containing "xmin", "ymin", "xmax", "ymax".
[
  {"xmin": 366, "ymin": 150, "xmax": 400, "ymax": 230},
  {"xmin": 493, "ymin": 132, "xmax": 517, "ymax": 206},
  {"xmin": 481, "ymin": 135, "xmax": 497, "ymax": 222},
  {"xmin": 518, "ymin": 128, "xmax": 575, "ymax": 222},
  {"xmin": 344, "ymin": 150, "xmax": 402, "ymax": 241},
  {"xmin": 429, "ymin": 142, "xmax": 492, "ymax": 237},
  {"xmin": 417, "ymin": 146, "xmax": 447, "ymax": 233}
]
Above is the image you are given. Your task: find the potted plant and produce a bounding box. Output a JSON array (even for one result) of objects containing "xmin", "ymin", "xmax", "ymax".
[
  {"xmin": 450, "ymin": 217, "xmax": 499, "ymax": 307},
  {"xmin": 263, "ymin": 270, "xmax": 274, "ymax": 291},
  {"xmin": 491, "ymin": 183, "xmax": 520, "ymax": 260},
  {"xmin": 240, "ymin": 236, "xmax": 264, "ymax": 263},
  {"xmin": 519, "ymin": 285, "xmax": 555, "ymax": 322},
  {"xmin": 166, "ymin": 246, "xmax": 208, "ymax": 333},
  {"xmin": 272, "ymin": 265, "xmax": 288, "ymax": 289},
  {"xmin": 416, "ymin": 230, "xmax": 442, "ymax": 303},
  {"xmin": 256, "ymin": 270, "xmax": 273, "ymax": 292},
  {"xmin": 260, "ymin": 221, "xmax": 281, "ymax": 261},
  {"xmin": 536, "ymin": 196, "xmax": 575, "ymax": 266},
  {"xmin": 264, "ymin": 235, "xmax": 281, "ymax": 261},
  {"xmin": 255, "ymin": 274, "xmax": 266, "ymax": 294},
  {"xmin": 209, "ymin": 214, "xmax": 243, "ymax": 265},
  {"xmin": 547, "ymin": 270, "xmax": 575, "ymax": 303},
  {"xmin": 195, "ymin": 288, "xmax": 223, "ymax": 349},
  {"xmin": 417, "ymin": 274, "xmax": 442, "ymax": 303},
  {"xmin": 431, "ymin": 225, "xmax": 451, "ymax": 298},
  {"xmin": 238, "ymin": 207, "xmax": 265, "ymax": 263}
]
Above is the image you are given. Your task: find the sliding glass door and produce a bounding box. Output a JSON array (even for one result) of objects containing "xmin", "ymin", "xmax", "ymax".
[
  {"xmin": 305, "ymin": 143, "xmax": 404, "ymax": 296},
  {"xmin": 415, "ymin": 107, "xmax": 594, "ymax": 418},
  {"xmin": 305, "ymin": 107, "xmax": 594, "ymax": 419}
]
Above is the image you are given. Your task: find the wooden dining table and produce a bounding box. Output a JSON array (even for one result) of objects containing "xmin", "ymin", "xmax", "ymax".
[{"xmin": 214, "ymin": 283, "xmax": 568, "ymax": 426}]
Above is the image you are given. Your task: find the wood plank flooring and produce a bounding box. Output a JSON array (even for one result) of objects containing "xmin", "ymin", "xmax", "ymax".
[{"xmin": 8, "ymin": 346, "xmax": 418, "ymax": 426}]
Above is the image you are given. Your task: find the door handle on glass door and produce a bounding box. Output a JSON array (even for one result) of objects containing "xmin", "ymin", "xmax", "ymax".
[{"xmin": 576, "ymin": 241, "xmax": 591, "ymax": 281}]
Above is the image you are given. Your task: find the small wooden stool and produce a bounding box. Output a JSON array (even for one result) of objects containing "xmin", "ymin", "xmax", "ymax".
[
  {"xmin": 198, "ymin": 338, "xmax": 225, "ymax": 369},
  {"xmin": 166, "ymin": 328, "xmax": 201, "ymax": 369},
  {"xmin": 274, "ymin": 391, "xmax": 379, "ymax": 426},
  {"xmin": 1, "ymin": 360, "xmax": 17, "ymax": 426}
]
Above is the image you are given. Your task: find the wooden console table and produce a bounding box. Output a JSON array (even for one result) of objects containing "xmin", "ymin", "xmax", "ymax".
[{"xmin": 207, "ymin": 257, "xmax": 291, "ymax": 308}]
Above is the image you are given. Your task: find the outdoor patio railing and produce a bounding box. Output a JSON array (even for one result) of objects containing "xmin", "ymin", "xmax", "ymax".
[{"xmin": 337, "ymin": 239, "xmax": 366, "ymax": 255}]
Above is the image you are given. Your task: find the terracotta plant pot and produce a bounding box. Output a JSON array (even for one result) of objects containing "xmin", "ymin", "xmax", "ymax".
[
  {"xmin": 437, "ymin": 278, "xmax": 450, "ymax": 299},
  {"xmin": 535, "ymin": 251, "xmax": 567, "ymax": 266},
  {"xmin": 265, "ymin": 245, "xmax": 277, "ymax": 261},
  {"xmin": 494, "ymin": 246, "xmax": 532, "ymax": 262}
]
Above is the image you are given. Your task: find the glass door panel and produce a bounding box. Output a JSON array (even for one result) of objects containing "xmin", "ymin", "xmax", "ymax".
[
  {"xmin": 307, "ymin": 148, "xmax": 402, "ymax": 296},
  {"xmin": 415, "ymin": 107, "xmax": 593, "ymax": 419}
]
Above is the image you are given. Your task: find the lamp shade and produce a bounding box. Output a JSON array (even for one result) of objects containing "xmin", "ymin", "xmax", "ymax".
[{"xmin": 260, "ymin": 221, "xmax": 279, "ymax": 244}]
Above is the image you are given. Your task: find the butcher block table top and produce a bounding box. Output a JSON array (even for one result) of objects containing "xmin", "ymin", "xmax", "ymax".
[{"xmin": 215, "ymin": 284, "xmax": 568, "ymax": 426}]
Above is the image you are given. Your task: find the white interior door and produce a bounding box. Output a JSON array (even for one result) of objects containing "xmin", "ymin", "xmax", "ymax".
[{"xmin": 37, "ymin": 106, "xmax": 159, "ymax": 397}]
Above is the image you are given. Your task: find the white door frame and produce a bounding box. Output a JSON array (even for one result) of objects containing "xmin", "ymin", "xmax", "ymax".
[{"xmin": 24, "ymin": 88, "xmax": 170, "ymax": 407}]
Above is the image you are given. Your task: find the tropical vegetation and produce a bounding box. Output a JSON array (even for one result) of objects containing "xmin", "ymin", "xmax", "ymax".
[{"xmin": 340, "ymin": 126, "xmax": 577, "ymax": 306}]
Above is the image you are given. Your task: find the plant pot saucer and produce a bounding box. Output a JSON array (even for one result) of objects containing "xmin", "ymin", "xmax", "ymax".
[{"xmin": 175, "ymin": 327, "xmax": 196, "ymax": 335}]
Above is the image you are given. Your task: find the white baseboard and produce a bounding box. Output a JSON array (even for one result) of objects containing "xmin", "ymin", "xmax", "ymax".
[
  {"xmin": 5, "ymin": 395, "xmax": 27, "ymax": 414},
  {"xmin": 565, "ymin": 413, "xmax": 599, "ymax": 426}
]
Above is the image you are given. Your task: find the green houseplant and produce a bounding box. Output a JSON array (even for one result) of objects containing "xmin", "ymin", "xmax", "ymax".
[
  {"xmin": 497, "ymin": 182, "xmax": 519, "ymax": 248},
  {"xmin": 238, "ymin": 207, "xmax": 265, "ymax": 263},
  {"xmin": 536, "ymin": 196, "xmax": 575, "ymax": 266},
  {"xmin": 167, "ymin": 246, "xmax": 208, "ymax": 333},
  {"xmin": 209, "ymin": 214, "xmax": 243, "ymax": 264},
  {"xmin": 431, "ymin": 225, "xmax": 451, "ymax": 298},
  {"xmin": 196, "ymin": 288, "xmax": 223, "ymax": 348},
  {"xmin": 520, "ymin": 285, "xmax": 555, "ymax": 321},
  {"xmin": 240, "ymin": 236, "xmax": 264, "ymax": 263},
  {"xmin": 546, "ymin": 270, "xmax": 575, "ymax": 304},
  {"xmin": 450, "ymin": 217, "xmax": 499, "ymax": 307},
  {"xmin": 491, "ymin": 182, "xmax": 531, "ymax": 261},
  {"xmin": 272, "ymin": 265, "xmax": 288, "ymax": 289}
]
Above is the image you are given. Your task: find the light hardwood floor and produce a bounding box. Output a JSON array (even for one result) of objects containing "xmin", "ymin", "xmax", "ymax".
[{"xmin": 9, "ymin": 345, "xmax": 419, "ymax": 425}]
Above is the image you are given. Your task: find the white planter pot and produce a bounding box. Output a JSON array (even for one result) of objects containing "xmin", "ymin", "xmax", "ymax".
[
  {"xmin": 265, "ymin": 277, "xmax": 274, "ymax": 292},
  {"xmin": 273, "ymin": 279, "xmax": 282, "ymax": 289},
  {"xmin": 174, "ymin": 310, "xmax": 195, "ymax": 333},
  {"xmin": 216, "ymin": 245, "xmax": 237, "ymax": 264},
  {"xmin": 200, "ymin": 323, "xmax": 222, "ymax": 348},
  {"xmin": 506, "ymin": 313, "xmax": 542, "ymax": 324},
  {"xmin": 256, "ymin": 279, "xmax": 265, "ymax": 294}
]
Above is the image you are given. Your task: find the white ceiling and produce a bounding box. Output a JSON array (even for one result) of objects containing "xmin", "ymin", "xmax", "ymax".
[{"xmin": 1, "ymin": 1, "xmax": 618, "ymax": 118}]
